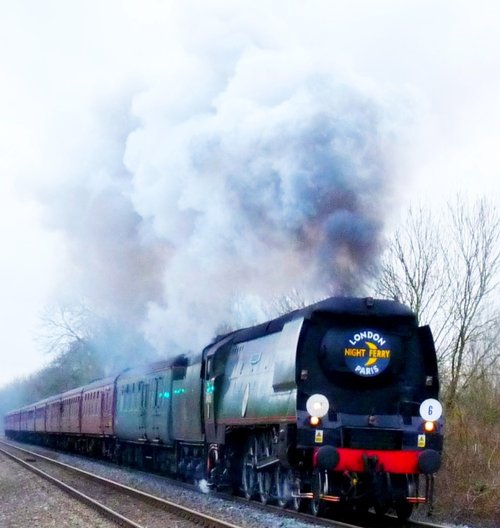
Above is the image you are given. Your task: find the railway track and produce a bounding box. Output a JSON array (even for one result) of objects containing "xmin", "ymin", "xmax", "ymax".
[
  {"xmin": 0, "ymin": 440, "xmax": 240, "ymax": 528},
  {"xmin": 229, "ymin": 491, "xmax": 449, "ymax": 528},
  {"xmin": 0, "ymin": 439, "xmax": 449, "ymax": 528}
]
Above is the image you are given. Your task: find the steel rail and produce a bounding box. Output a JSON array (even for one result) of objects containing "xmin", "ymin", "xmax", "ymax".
[
  {"xmin": 0, "ymin": 445, "xmax": 143, "ymax": 528},
  {"xmin": 0, "ymin": 439, "xmax": 449, "ymax": 528},
  {"xmin": 228, "ymin": 493, "xmax": 450, "ymax": 528},
  {"xmin": 0, "ymin": 441, "xmax": 242, "ymax": 528}
]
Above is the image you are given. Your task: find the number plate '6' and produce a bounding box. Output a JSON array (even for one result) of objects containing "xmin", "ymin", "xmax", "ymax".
[{"xmin": 419, "ymin": 398, "xmax": 443, "ymax": 421}]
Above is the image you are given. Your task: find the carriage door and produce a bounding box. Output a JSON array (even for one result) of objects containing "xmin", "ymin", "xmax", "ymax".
[
  {"xmin": 100, "ymin": 390, "xmax": 107, "ymax": 434},
  {"xmin": 146, "ymin": 377, "xmax": 161, "ymax": 441},
  {"xmin": 204, "ymin": 352, "xmax": 217, "ymax": 443},
  {"xmin": 139, "ymin": 381, "xmax": 149, "ymax": 434}
]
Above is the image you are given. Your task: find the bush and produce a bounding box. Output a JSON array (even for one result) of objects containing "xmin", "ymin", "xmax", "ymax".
[{"xmin": 433, "ymin": 380, "xmax": 500, "ymax": 527}]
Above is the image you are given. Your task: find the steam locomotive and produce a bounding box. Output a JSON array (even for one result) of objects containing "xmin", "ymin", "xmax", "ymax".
[{"xmin": 4, "ymin": 296, "xmax": 443, "ymax": 520}]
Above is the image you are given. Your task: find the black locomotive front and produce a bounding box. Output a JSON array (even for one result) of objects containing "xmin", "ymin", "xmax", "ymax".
[{"xmin": 293, "ymin": 297, "xmax": 443, "ymax": 518}]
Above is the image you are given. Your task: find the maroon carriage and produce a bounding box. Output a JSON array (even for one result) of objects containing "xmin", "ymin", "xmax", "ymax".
[
  {"xmin": 81, "ymin": 376, "xmax": 116, "ymax": 436},
  {"xmin": 60, "ymin": 387, "xmax": 83, "ymax": 434}
]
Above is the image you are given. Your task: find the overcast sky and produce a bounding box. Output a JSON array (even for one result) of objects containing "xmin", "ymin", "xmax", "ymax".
[{"xmin": 0, "ymin": 0, "xmax": 499, "ymax": 388}]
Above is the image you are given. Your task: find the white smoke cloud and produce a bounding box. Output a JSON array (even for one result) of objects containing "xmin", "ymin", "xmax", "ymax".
[
  {"xmin": 20, "ymin": 3, "xmax": 408, "ymax": 354},
  {"xmin": 5, "ymin": 0, "xmax": 498, "ymax": 366},
  {"xmin": 122, "ymin": 42, "xmax": 406, "ymax": 351}
]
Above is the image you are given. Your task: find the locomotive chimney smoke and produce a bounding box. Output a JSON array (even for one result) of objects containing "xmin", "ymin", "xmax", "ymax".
[
  {"xmin": 29, "ymin": 9, "xmax": 405, "ymax": 357},
  {"xmin": 126, "ymin": 48, "xmax": 399, "ymax": 353},
  {"xmin": 35, "ymin": 93, "xmax": 168, "ymax": 326}
]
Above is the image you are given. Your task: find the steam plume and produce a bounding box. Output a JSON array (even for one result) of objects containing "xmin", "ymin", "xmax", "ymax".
[
  {"xmin": 125, "ymin": 50, "xmax": 397, "ymax": 351},
  {"xmin": 35, "ymin": 23, "xmax": 403, "ymax": 355}
]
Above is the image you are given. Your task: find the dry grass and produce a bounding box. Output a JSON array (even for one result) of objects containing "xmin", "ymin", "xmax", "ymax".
[{"xmin": 433, "ymin": 382, "xmax": 500, "ymax": 527}]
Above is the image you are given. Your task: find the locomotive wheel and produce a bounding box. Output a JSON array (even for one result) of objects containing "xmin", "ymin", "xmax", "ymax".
[
  {"xmin": 275, "ymin": 465, "xmax": 293, "ymax": 508},
  {"xmin": 256, "ymin": 433, "xmax": 272, "ymax": 504},
  {"xmin": 310, "ymin": 470, "xmax": 328, "ymax": 517},
  {"xmin": 373, "ymin": 472, "xmax": 391, "ymax": 516},
  {"xmin": 258, "ymin": 469, "xmax": 271, "ymax": 504},
  {"xmin": 291, "ymin": 474, "xmax": 307, "ymax": 512},
  {"xmin": 242, "ymin": 437, "xmax": 257, "ymax": 500},
  {"xmin": 395, "ymin": 500, "xmax": 413, "ymax": 521},
  {"xmin": 394, "ymin": 475, "xmax": 415, "ymax": 521},
  {"xmin": 206, "ymin": 445, "xmax": 219, "ymax": 488}
]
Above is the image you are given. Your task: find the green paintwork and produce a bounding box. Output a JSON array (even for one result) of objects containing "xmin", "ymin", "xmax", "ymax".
[
  {"xmin": 213, "ymin": 318, "xmax": 303, "ymax": 425},
  {"xmin": 114, "ymin": 358, "xmax": 204, "ymax": 444}
]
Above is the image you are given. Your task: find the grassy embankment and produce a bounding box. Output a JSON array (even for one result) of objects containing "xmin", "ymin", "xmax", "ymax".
[{"xmin": 432, "ymin": 381, "xmax": 499, "ymax": 527}]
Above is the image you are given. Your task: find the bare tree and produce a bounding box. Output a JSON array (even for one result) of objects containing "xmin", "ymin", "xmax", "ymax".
[
  {"xmin": 38, "ymin": 300, "xmax": 97, "ymax": 357},
  {"xmin": 266, "ymin": 289, "xmax": 310, "ymax": 317},
  {"xmin": 375, "ymin": 206, "xmax": 451, "ymax": 348},
  {"xmin": 213, "ymin": 289, "xmax": 310, "ymax": 338},
  {"xmin": 38, "ymin": 300, "xmax": 157, "ymax": 383},
  {"xmin": 375, "ymin": 197, "xmax": 500, "ymax": 409},
  {"xmin": 441, "ymin": 198, "xmax": 500, "ymax": 407}
]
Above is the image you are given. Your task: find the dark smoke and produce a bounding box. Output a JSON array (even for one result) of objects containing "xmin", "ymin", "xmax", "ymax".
[
  {"xmin": 35, "ymin": 44, "xmax": 402, "ymax": 355},
  {"xmin": 126, "ymin": 72, "xmax": 397, "ymax": 352}
]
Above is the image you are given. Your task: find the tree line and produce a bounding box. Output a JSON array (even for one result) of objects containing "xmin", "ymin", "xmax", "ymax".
[{"xmin": 375, "ymin": 197, "xmax": 499, "ymax": 409}]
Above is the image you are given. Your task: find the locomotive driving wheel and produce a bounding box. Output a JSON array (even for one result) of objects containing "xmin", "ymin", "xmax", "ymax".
[
  {"xmin": 275, "ymin": 465, "xmax": 292, "ymax": 508},
  {"xmin": 256, "ymin": 432, "xmax": 272, "ymax": 504},
  {"xmin": 310, "ymin": 469, "xmax": 328, "ymax": 516},
  {"xmin": 275, "ymin": 465, "xmax": 305, "ymax": 511},
  {"xmin": 290, "ymin": 473, "xmax": 306, "ymax": 512},
  {"xmin": 242, "ymin": 437, "xmax": 257, "ymax": 500}
]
